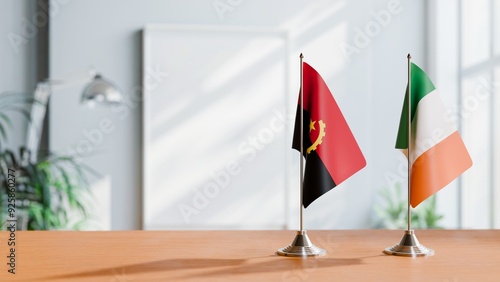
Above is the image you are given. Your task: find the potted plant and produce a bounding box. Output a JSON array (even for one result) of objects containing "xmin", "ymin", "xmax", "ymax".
[
  {"xmin": 0, "ymin": 92, "xmax": 94, "ymax": 230},
  {"xmin": 373, "ymin": 181, "xmax": 444, "ymax": 229}
]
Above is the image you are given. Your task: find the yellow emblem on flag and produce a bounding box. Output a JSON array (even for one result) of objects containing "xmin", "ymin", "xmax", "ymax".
[{"xmin": 307, "ymin": 119, "xmax": 326, "ymax": 154}]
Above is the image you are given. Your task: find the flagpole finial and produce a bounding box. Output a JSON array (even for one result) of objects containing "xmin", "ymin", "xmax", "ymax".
[
  {"xmin": 407, "ymin": 53, "xmax": 411, "ymax": 60},
  {"xmin": 300, "ymin": 53, "xmax": 304, "ymax": 59}
]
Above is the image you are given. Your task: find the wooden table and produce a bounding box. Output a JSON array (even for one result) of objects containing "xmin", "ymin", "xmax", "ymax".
[{"xmin": 0, "ymin": 230, "xmax": 499, "ymax": 281}]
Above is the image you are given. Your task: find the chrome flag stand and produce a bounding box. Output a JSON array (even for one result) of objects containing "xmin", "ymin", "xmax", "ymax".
[
  {"xmin": 383, "ymin": 54, "xmax": 434, "ymax": 257},
  {"xmin": 277, "ymin": 53, "xmax": 325, "ymax": 257},
  {"xmin": 277, "ymin": 230, "xmax": 326, "ymax": 257},
  {"xmin": 384, "ymin": 229, "xmax": 434, "ymax": 257}
]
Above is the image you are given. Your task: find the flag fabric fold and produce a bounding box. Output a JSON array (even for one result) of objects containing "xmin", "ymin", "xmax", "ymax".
[
  {"xmin": 395, "ymin": 62, "xmax": 472, "ymax": 207},
  {"xmin": 292, "ymin": 62, "xmax": 366, "ymax": 208}
]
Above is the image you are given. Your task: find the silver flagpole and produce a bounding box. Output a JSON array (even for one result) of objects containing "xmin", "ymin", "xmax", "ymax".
[
  {"xmin": 300, "ymin": 53, "xmax": 304, "ymax": 232},
  {"xmin": 383, "ymin": 54, "xmax": 434, "ymax": 257},
  {"xmin": 277, "ymin": 53, "xmax": 325, "ymax": 257},
  {"xmin": 407, "ymin": 53, "xmax": 412, "ymax": 233}
]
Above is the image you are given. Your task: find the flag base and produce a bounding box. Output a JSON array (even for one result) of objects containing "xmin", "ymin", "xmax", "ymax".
[
  {"xmin": 277, "ymin": 230, "xmax": 326, "ymax": 257},
  {"xmin": 383, "ymin": 230, "xmax": 434, "ymax": 257}
]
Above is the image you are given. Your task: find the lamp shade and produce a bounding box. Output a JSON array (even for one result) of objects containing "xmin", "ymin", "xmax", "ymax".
[{"xmin": 81, "ymin": 74, "xmax": 122, "ymax": 105}]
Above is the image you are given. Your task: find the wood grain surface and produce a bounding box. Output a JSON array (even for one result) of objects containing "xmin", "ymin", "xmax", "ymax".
[{"xmin": 0, "ymin": 230, "xmax": 499, "ymax": 281}]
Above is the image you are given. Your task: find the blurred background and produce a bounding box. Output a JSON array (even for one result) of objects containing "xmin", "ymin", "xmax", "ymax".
[{"xmin": 0, "ymin": 0, "xmax": 498, "ymax": 230}]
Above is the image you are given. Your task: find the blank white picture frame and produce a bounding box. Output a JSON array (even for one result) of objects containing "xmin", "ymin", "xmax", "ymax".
[{"xmin": 142, "ymin": 25, "xmax": 291, "ymax": 230}]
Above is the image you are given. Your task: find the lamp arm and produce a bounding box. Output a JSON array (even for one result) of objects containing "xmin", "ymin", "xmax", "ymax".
[
  {"xmin": 25, "ymin": 82, "xmax": 50, "ymax": 162},
  {"xmin": 25, "ymin": 67, "xmax": 96, "ymax": 161},
  {"xmin": 25, "ymin": 68, "xmax": 121, "ymax": 161},
  {"xmin": 44, "ymin": 68, "xmax": 97, "ymax": 90}
]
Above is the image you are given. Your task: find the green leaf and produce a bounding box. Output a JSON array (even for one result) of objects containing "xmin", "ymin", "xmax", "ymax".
[
  {"xmin": 2, "ymin": 106, "xmax": 32, "ymax": 121},
  {"xmin": 0, "ymin": 112, "xmax": 14, "ymax": 126},
  {"xmin": 28, "ymin": 204, "xmax": 44, "ymax": 230},
  {"xmin": 0, "ymin": 125, "xmax": 8, "ymax": 145}
]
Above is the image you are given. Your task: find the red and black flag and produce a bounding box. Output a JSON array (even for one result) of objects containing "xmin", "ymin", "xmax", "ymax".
[{"xmin": 293, "ymin": 62, "xmax": 366, "ymax": 208}]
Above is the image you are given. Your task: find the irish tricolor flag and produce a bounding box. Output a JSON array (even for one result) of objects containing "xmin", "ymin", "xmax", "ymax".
[{"xmin": 395, "ymin": 63, "xmax": 472, "ymax": 208}]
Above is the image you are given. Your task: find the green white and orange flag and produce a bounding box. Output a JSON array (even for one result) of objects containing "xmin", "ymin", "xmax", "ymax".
[{"xmin": 395, "ymin": 63, "xmax": 472, "ymax": 208}]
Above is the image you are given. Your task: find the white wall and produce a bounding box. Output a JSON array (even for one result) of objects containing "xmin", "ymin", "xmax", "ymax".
[
  {"xmin": 0, "ymin": 0, "xmax": 37, "ymax": 150},
  {"xmin": 49, "ymin": 0, "xmax": 426, "ymax": 230}
]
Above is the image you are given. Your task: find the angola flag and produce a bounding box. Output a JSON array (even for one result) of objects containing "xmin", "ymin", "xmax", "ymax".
[
  {"xmin": 395, "ymin": 62, "xmax": 472, "ymax": 207},
  {"xmin": 293, "ymin": 62, "xmax": 366, "ymax": 208}
]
